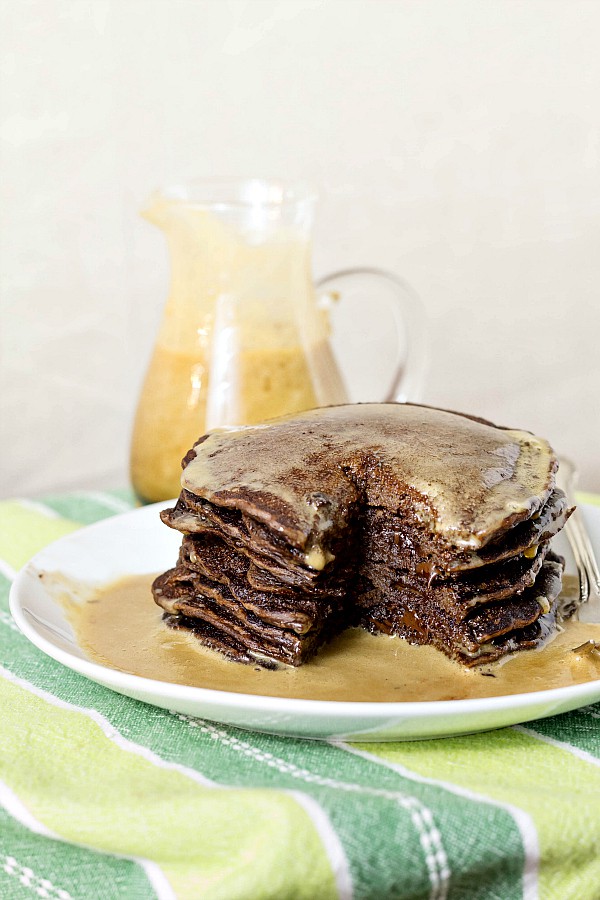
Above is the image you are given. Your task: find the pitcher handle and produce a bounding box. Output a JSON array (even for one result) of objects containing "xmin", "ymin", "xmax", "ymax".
[{"xmin": 315, "ymin": 267, "xmax": 428, "ymax": 403}]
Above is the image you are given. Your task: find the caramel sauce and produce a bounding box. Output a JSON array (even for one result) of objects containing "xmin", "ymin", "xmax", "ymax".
[
  {"xmin": 58, "ymin": 573, "xmax": 600, "ymax": 703},
  {"xmin": 130, "ymin": 342, "xmax": 331, "ymax": 503}
]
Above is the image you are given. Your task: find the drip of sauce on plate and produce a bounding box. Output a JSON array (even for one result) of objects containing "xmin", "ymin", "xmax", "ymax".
[{"xmin": 53, "ymin": 573, "xmax": 600, "ymax": 702}]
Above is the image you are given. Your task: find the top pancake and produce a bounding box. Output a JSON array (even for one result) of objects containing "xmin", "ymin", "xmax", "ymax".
[{"xmin": 179, "ymin": 403, "xmax": 557, "ymax": 556}]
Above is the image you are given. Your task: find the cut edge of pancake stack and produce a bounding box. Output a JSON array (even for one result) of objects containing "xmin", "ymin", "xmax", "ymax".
[{"xmin": 153, "ymin": 403, "xmax": 575, "ymax": 668}]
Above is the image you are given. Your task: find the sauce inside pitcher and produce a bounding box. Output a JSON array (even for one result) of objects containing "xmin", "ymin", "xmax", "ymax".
[{"xmin": 130, "ymin": 181, "xmax": 348, "ymax": 503}]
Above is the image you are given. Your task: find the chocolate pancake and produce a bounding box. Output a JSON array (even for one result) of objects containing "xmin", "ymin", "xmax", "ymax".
[
  {"xmin": 154, "ymin": 403, "xmax": 574, "ymax": 668},
  {"xmin": 361, "ymin": 488, "xmax": 570, "ymax": 579},
  {"xmin": 359, "ymin": 542, "xmax": 551, "ymax": 619},
  {"xmin": 153, "ymin": 562, "xmax": 345, "ymax": 667},
  {"xmin": 363, "ymin": 553, "xmax": 565, "ymax": 664}
]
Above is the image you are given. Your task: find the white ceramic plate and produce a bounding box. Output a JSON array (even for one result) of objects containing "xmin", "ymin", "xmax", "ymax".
[{"xmin": 9, "ymin": 501, "xmax": 600, "ymax": 742}]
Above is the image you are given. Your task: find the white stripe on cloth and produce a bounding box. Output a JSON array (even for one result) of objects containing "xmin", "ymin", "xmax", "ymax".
[
  {"xmin": 2, "ymin": 848, "xmax": 73, "ymax": 900},
  {"xmin": 174, "ymin": 714, "xmax": 447, "ymax": 900},
  {"xmin": 289, "ymin": 790, "xmax": 353, "ymax": 900},
  {"xmin": 513, "ymin": 724, "xmax": 600, "ymax": 767},
  {"xmin": 0, "ymin": 779, "xmax": 55, "ymax": 838},
  {"xmin": 76, "ymin": 491, "xmax": 134, "ymax": 515},
  {"xmin": 0, "ymin": 665, "xmax": 215, "ymax": 788},
  {"xmin": 15, "ymin": 499, "xmax": 64, "ymax": 519},
  {"xmin": 335, "ymin": 742, "xmax": 539, "ymax": 900},
  {"xmin": 0, "ymin": 559, "xmax": 17, "ymax": 581},
  {"xmin": 0, "ymin": 780, "xmax": 175, "ymax": 900}
]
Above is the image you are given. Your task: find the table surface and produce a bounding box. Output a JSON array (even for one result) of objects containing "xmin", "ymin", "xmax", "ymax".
[{"xmin": 0, "ymin": 489, "xmax": 599, "ymax": 900}]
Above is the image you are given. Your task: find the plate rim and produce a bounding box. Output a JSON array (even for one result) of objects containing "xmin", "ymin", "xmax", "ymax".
[{"xmin": 8, "ymin": 500, "xmax": 600, "ymax": 723}]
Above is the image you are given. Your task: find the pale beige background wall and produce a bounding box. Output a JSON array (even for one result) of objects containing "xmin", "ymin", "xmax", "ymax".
[{"xmin": 1, "ymin": 0, "xmax": 599, "ymax": 496}]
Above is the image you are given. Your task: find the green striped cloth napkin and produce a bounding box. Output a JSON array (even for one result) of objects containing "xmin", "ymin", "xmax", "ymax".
[{"xmin": 0, "ymin": 490, "xmax": 599, "ymax": 900}]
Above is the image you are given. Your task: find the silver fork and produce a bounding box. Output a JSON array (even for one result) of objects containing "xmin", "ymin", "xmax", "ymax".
[{"xmin": 556, "ymin": 457, "xmax": 600, "ymax": 608}]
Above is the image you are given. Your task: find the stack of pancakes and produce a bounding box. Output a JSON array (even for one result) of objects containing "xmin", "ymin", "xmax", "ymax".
[{"xmin": 154, "ymin": 404, "xmax": 573, "ymax": 667}]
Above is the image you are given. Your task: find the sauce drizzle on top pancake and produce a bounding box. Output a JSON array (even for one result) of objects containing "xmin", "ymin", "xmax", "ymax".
[{"xmin": 182, "ymin": 404, "xmax": 556, "ymax": 552}]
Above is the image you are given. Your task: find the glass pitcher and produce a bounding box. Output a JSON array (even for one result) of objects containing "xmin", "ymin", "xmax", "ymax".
[{"xmin": 130, "ymin": 179, "xmax": 427, "ymax": 503}]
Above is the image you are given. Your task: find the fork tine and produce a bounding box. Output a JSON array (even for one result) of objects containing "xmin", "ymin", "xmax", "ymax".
[
  {"xmin": 557, "ymin": 456, "xmax": 600, "ymax": 604},
  {"xmin": 570, "ymin": 512, "xmax": 600, "ymax": 595},
  {"xmin": 564, "ymin": 517, "xmax": 590, "ymax": 603}
]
